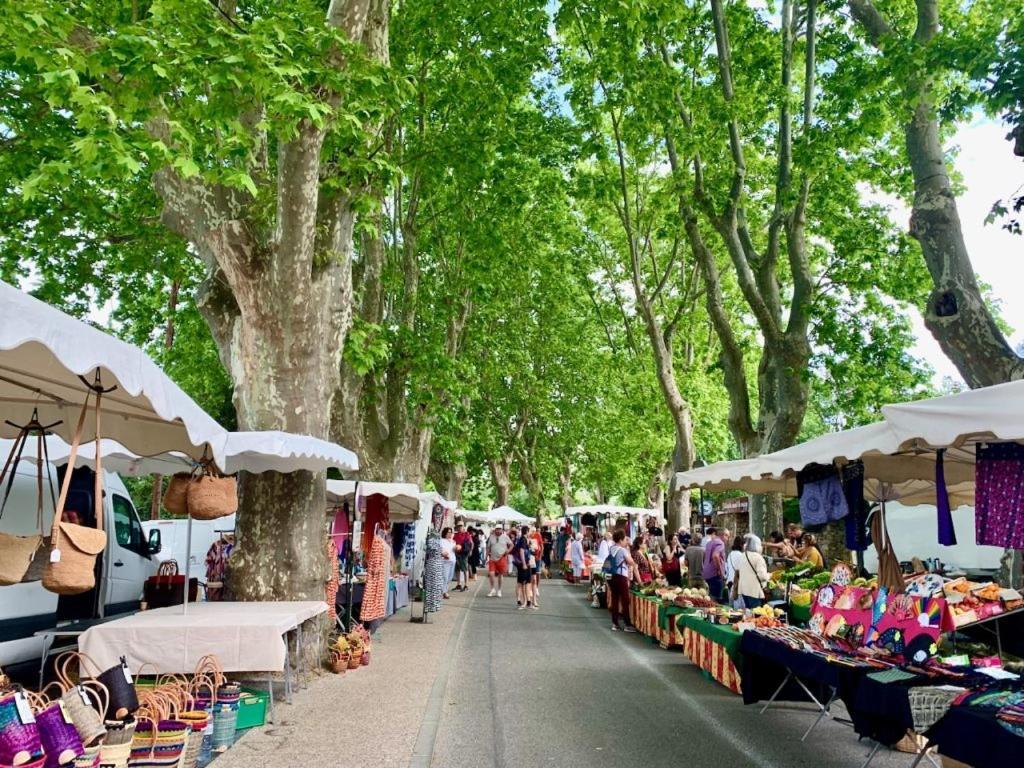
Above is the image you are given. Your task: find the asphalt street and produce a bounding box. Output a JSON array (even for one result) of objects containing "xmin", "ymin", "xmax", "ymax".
[{"xmin": 427, "ymin": 578, "xmax": 922, "ymax": 768}]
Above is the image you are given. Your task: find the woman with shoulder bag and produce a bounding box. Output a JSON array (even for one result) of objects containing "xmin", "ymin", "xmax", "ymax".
[{"xmin": 736, "ymin": 538, "xmax": 771, "ymax": 610}]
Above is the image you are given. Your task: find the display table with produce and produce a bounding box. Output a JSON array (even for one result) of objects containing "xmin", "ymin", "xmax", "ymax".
[
  {"xmin": 629, "ymin": 591, "xmax": 661, "ymax": 638},
  {"xmin": 679, "ymin": 613, "xmax": 745, "ymax": 695}
]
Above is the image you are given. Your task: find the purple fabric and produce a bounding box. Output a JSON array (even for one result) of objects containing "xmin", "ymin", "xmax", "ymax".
[
  {"xmin": 975, "ymin": 443, "xmax": 1024, "ymax": 549},
  {"xmin": 799, "ymin": 475, "xmax": 849, "ymax": 527},
  {"xmin": 936, "ymin": 449, "xmax": 957, "ymax": 546},
  {"xmin": 702, "ymin": 537, "xmax": 724, "ymax": 580}
]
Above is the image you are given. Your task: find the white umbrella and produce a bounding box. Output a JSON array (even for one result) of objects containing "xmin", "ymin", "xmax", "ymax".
[{"xmin": 326, "ymin": 480, "xmax": 421, "ymax": 520}]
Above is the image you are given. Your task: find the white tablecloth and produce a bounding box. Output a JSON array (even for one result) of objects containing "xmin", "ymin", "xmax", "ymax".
[{"xmin": 79, "ymin": 601, "xmax": 328, "ymax": 674}]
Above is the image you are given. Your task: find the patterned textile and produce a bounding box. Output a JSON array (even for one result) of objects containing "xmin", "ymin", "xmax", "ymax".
[
  {"xmin": 360, "ymin": 535, "xmax": 389, "ymax": 622},
  {"xmin": 799, "ymin": 475, "xmax": 849, "ymax": 527},
  {"xmin": 325, "ymin": 537, "xmax": 339, "ymax": 621},
  {"xmin": 976, "ymin": 443, "xmax": 1024, "ymax": 548},
  {"xmin": 423, "ymin": 532, "xmax": 444, "ymax": 613},
  {"xmin": 361, "ymin": 494, "xmax": 390, "ymax": 557},
  {"xmin": 682, "ymin": 628, "xmax": 743, "ymax": 695},
  {"xmin": 402, "ymin": 523, "xmax": 417, "ymax": 572},
  {"xmin": 205, "ymin": 539, "xmax": 232, "ymax": 601}
]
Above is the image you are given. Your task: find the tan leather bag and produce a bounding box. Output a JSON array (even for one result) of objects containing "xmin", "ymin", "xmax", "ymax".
[
  {"xmin": 42, "ymin": 387, "xmax": 108, "ymax": 596},
  {"xmin": 0, "ymin": 425, "xmax": 47, "ymax": 585}
]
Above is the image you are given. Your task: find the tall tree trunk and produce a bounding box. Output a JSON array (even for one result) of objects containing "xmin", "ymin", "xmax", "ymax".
[
  {"xmin": 429, "ymin": 459, "xmax": 467, "ymax": 503},
  {"xmin": 646, "ymin": 460, "xmax": 672, "ymax": 510},
  {"xmin": 489, "ymin": 456, "xmax": 512, "ymax": 507},
  {"xmin": 558, "ymin": 462, "xmax": 573, "ymax": 514},
  {"xmin": 848, "ymin": 0, "xmax": 1024, "ymax": 587}
]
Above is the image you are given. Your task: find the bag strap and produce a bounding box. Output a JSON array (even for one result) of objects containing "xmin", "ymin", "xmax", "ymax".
[
  {"xmin": 744, "ymin": 551, "xmax": 767, "ymax": 597},
  {"xmin": 50, "ymin": 385, "xmax": 104, "ymax": 548},
  {"xmin": 0, "ymin": 427, "xmax": 29, "ymax": 520}
]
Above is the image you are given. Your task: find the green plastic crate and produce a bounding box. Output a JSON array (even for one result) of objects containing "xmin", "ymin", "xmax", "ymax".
[{"xmin": 235, "ymin": 687, "xmax": 269, "ymax": 731}]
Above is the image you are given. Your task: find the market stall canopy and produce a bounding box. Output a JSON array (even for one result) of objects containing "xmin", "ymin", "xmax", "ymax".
[
  {"xmin": 419, "ymin": 491, "xmax": 457, "ymax": 510},
  {"xmin": 674, "ymin": 421, "xmax": 975, "ymax": 506},
  {"xmin": 0, "ymin": 281, "xmax": 225, "ymax": 460},
  {"xmin": 5, "ymin": 431, "xmax": 358, "ymax": 476},
  {"xmin": 457, "ymin": 509, "xmax": 494, "ymax": 523},
  {"xmin": 883, "ymin": 379, "xmax": 1024, "ymax": 449},
  {"xmin": 326, "ymin": 480, "xmax": 421, "ymax": 520},
  {"xmin": 490, "ymin": 505, "xmax": 532, "ymax": 523},
  {"xmin": 565, "ymin": 504, "xmax": 662, "ymax": 519}
]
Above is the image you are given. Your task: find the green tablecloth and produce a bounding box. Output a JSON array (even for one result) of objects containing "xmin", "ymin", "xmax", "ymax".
[
  {"xmin": 677, "ymin": 614, "xmax": 743, "ymax": 662},
  {"xmin": 658, "ymin": 604, "xmax": 694, "ymax": 632}
]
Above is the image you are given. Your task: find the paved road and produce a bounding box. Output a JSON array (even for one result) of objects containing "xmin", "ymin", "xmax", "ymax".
[{"xmin": 427, "ymin": 579, "xmax": 917, "ymax": 768}]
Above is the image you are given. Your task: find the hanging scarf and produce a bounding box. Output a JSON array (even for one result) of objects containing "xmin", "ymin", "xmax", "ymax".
[{"xmin": 935, "ymin": 449, "xmax": 957, "ymax": 546}]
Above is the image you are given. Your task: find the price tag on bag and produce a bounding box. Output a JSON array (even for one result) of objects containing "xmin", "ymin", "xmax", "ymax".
[
  {"xmin": 50, "ymin": 547, "xmax": 61, "ymax": 563},
  {"xmin": 121, "ymin": 662, "xmax": 132, "ymax": 685},
  {"xmin": 77, "ymin": 685, "xmax": 91, "ymax": 706},
  {"xmin": 15, "ymin": 691, "xmax": 35, "ymax": 724}
]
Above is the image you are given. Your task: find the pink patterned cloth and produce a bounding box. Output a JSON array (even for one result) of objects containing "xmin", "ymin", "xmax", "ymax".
[{"xmin": 976, "ymin": 443, "xmax": 1024, "ymax": 549}]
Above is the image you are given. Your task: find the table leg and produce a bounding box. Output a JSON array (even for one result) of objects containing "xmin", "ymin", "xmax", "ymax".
[
  {"xmin": 296, "ymin": 623, "xmax": 306, "ymax": 690},
  {"xmin": 798, "ymin": 685, "xmax": 834, "ymax": 742},
  {"xmin": 760, "ymin": 671, "xmax": 794, "ymax": 715},
  {"xmin": 266, "ymin": 674, "xmax": 275, "ymax": 724},
  {"xmin": 859, "ymin": 741, "xmax": 882, "ymax": 768},
  {"xmin": 284, "ymin": 631, "xmax": 293, "ymax": 704},
  {"xmin": 38, "ymin": 634, "xmax": 54, "ymax": 689}
]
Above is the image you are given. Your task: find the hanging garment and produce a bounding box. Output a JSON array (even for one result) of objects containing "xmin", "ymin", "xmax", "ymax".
[
  {"xmin": 870, "ymin": 505, "xmax": 904, "ymax": 594},
  {"xmin": 841, "ymin": 461, "xmax": 871, "ymax": 552},
  {"xmin": 361, "ymin": 534, "xmax": 389, "ymax": 622},
  {"xmin": 402, "ymin": 523, "xmax": 417, "ymax": 573},
  {"xmin": 361, "ymin": 495, "xmax": 390, "ymax": 556},
  {"xmin": 797, "ymin": 463, "xmax": 850, "ymax": 528},
  {"xmin": 935, "ymin": 449, "xmax": 957, "ymax": 546},
  {"xmin": 205, "ymin": 538, "xmax": 232, "ymax": 601},
  {"xmin": 326, "ymin": 537, "xmax": 339, "ymax": 621},
  {"xmin": 975, "ymin": 442, "xmax": 1024, "ymax": 549},
  {"xmin": 423, "ymin": 532, "xmax": 444, "ymax": 613}
]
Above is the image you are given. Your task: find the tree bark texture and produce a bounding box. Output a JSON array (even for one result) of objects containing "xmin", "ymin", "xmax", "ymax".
[
  {"xmin": 150, "ymin": 0, "xmax": 390, "ymax": 601},
  {"xmin": 488, "ymin": 457, "xmax": 512, "ymax": 507},
  {"xmin": 847, "ymin": 0, "xmax": 1024, "ymax": 387},
  {"xmin": 428, "ymin": 459, "xmax": 467, "ymax": 503}
]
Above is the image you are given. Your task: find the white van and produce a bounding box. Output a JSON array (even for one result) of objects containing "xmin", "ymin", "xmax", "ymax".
[
  {"xmin": 0, "ymin": 457, "xmax": 161, "ymax": 668},
  {"xmin": 142, "ymin": 515, "xmax": 235, "ymax": 581}
]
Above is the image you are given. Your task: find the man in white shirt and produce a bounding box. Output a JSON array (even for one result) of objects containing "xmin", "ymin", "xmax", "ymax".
[{"xmin": 486, "ymin": 524, "xmax": 512, "ymax": 598}]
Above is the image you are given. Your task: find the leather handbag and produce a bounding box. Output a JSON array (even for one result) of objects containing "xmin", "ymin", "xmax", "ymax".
[
  {"xmin": 143, "ymin": 560, "xmax": 198, "ymax": 609},
  {"xmin": 0, "ymin": 427, "xmax": 44, "ymax": 585},
  {"xmin": 42, "ymin": 386, "xmax": 108, "ymax": 596}
]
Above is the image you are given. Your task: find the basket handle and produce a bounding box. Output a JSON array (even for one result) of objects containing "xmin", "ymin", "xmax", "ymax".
[
  {"xmin": 56, "ymin": 651, "xmax": 103, "ymax": 687},
  {"xmin": 25, "ymin": 689, "xmax": 50, "ymax": 712},
  {"xmin": 80, "ymin": 678, "xmax": 109, "ymax": 719}
]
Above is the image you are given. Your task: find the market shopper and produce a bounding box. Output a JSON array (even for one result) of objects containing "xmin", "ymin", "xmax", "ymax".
[
  {"xmin": 764, "ymin": 530, "xmax": 796, "ymax": 562},
  {"xmin": 631, "ymin": 536, "xmax": 655, "ymax": 585},
  {"xmin": 596, "ymin": 530, "xmax": 613, "ymax": 565},
  {"xmin": 471, "ymin": 527, "xmax": 484, "ymax": 578},
  {"xmin": 799, "ymin": 533, "xmax": 825, "ymax": 569},
  {"xmin": 570, "ymin": 532, "xmax": 585, "ymax": 582},
  {"xmin": 529, "ymin": 526, "xmax": 544, "ymax": 604},
  {"xmin": 513, "ymin": 525, "xmax": 537, "ymax": 610},
  {"xmin": 662, "ymin": 545, "xmax": 683, "ymax": 587},
  {"xmin": 702, "ymin": 527, "xmax": 727, "ymax": 603},
  {"xmin": 735, "ymin": 537, "xmax": 770, "ymax": 609},
  {"xmin": 487, "ymin": 524, "xmax": 512, "ymax": 598},
  {"xmin": 606, "ymin": 530, "xmax": 637, "ymax": 632},
  {"xmin": 453, "ymin": 523, "xmax": 473, "ymax": 592},
  {"xmin": 685, "ymin": 533, "xmax": 705, "ymax": 588},
  {"xmin": 726, "ymin": 536, "xmax": 746, "ymax": 608},
  {"xmin": 439, "ymin": 527, "xmax": 456, "ymax": 599}
]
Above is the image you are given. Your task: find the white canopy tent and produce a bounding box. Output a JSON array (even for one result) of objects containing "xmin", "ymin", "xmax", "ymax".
[
  {"xmin": 0, "ymin": 282, "xmax": 225, "ymax": 462},
  {"xmin": 674, "ymin": 421, "xmax": 975, "ymax": 506},
  {"xmin": 488, "ymin": 505, "xmax": 533, "ymax": 524},
  {"xmin": 7, "ymin": 433, "xmax": 359, "ymax": 478},
  {"xmin": 457, "ymin": 509, "xmax": 496, "ymax": 523},
  {"xmin": 565, "ymin": 504, "xmax": 662, "ymax": 520},
  {"xmin": 325, "ymin": 480, "xmax": 421, "ymax": 521},
  {"xmin": 883, "ymin": 379, "xmax": 1024, "ymax": 449}
]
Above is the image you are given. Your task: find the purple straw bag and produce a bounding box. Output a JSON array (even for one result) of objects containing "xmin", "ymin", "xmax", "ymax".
[
  {"xmin": 0, "ymin": 692, "xmax": 43, "ymax": 767},
  {"xmin": 36, "ymin": 701, "xmax": 84, "ymax": 768}
]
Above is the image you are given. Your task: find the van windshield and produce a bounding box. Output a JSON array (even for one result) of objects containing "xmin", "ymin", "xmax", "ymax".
[{"xmin": 112, "ymin": 494, "xmax": 147, "ymax": 555}]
